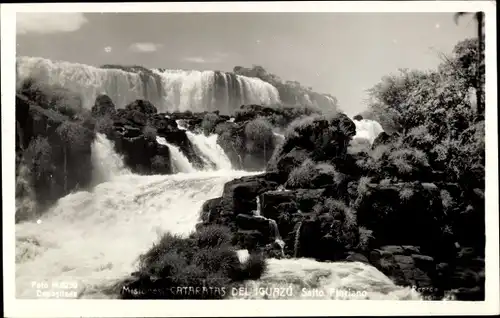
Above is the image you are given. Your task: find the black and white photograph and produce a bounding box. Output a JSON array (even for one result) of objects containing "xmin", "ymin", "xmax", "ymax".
[{"xmin": 2, "ymin": 1, "xmax": 498, "ymax": 317}]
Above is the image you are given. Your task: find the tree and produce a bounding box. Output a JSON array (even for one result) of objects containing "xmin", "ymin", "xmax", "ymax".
[
  {"xmin": 24, "ymin": 136, "xmax": 53, "ymax": 181},
  {"xmin": 244, "ymin": 117, "xmax": 274, "ymax": 157},
  {"xmin": 454, "ymin": 12, "xmax": 485, "ymax": 120},
  {"xmin": 55, "ymin": 122, "xmax": 89, "ymax": 193}
]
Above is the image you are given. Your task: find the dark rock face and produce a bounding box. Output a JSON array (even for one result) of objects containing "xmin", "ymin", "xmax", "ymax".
[
  {"xmin": 222, "ymin": 174, "xmax": 280, "ymax": 216},
  {"xmin": 97, "ymin": 98, "xmax": 211, "ymax": 174},
  {"xmin": 200, "ymin": 173, "xmax": 280, "ymax": 250}
]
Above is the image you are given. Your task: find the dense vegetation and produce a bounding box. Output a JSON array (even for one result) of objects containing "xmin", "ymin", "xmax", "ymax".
[
  {"xmin": 200, "ymin": 37, "xmax": 485, "ymax": 300},
  {"xmin": 116, "ymin": 224, "xmax": 266, "ymax": 299},
  {"xmin": 15, "ymin": 79, "xmax": 96, "ymax": 222}
]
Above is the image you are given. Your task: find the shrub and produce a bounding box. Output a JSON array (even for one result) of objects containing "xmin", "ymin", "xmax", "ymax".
[
  {"xmin": 24, "ymin": 136, "xmax": 53, "ymax": 180},
  {"xmin": 190, "ymin": 224, "xmax": 233, "ymax": 249},
  {"xmin": 244, "ymin": 117, "xmax": 274, "ymax": 153},
  {"xmin": 201, "ymin": 113, "xmax": 220, "ymax": 136},
  {"xmin": 18, "ymin": 78, "xmax": 83, "ymax": 117},
  {"xmin": 357, "ymin": 176, "xmax": 372, "ymax": 197},
  {"xmin": 440, "ymin": 189, "xmax": 455, "ymax": 211},
  {"xmin": 388, "ymin": 147, "xmax": 430, "ymax": 176},
  {"xmin": 143, "ymin": 125, "xmax": 157, "ymax": 140},
  {"xmin": 124, "ymin": 225, "xmax": 267, "ymax": 299},
  {"xmin": 357, "ymin": 226, "xmax": 375, "ymax": 252},
  {"xmin": 399, "ymin": 187, "xmax": 414, "ymax": 201},
  {"xmin": 56, "ymin": 121, "xmax": 90, "ymax": 152},
  {"xmin": 286, "ymin": 159, "xmax": 316, "ymax": 188},
  {"xmin": 284, "ymin": 115, "xmax": 317, "ymax": 139},
  {"xmin": 313, "ymin": 198, "xmax": 358, "ymax": 249}
]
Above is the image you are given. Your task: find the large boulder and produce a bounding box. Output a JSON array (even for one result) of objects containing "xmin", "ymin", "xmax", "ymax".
[
  {"xmin": 267, "ymin": 112, "xmax": 356, "ymax": 182},
  {"xmin": 201, "ymin": 173, "xmax": 280, "ymax": 227},
  {"xmin": 91, "ymin": 94, "xmax": 116, "ymax": 117},
  {"xmin": 125, "ymin": 99, "xmax": 157, "ymax": 116},
  {"xmin": 222, "ymin": 173, "xmax": 280, "ymax": 215}
]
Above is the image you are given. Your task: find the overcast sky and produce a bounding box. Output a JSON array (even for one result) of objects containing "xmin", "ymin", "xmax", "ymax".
[{"xmin": 16, "ymin": 12, "xmax": 476, "ymax": 115}]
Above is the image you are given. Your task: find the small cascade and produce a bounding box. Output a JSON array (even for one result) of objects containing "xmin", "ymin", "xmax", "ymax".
[
  {"xmin": 273, "ymin": 132, "xmax": 285, "ymax": 140},
  {"xmin": 175, "ymin": 119, "xmax": 188, "ymax": 131},
  {"xmin": 253, "ymin": 196, "xmax": 285, "ymax": 256},
  {"xmin": 253, "ymin": 196, "xmax": 262, "ymax": 217},
  {"xmin": 269, "ymin": 219, "xmax": 286, "ymax": 251},
  {"xmin": 293, "ymin": 221, "xmax": 303, "ymax": 258},
  {"xmin": 91, "ymin": 133, "xmax": 130, "ymax": 182},
  {"xmin": 156, "ymin": 136, "xmax": 196, "ymax": 173},
  {"xmin": 176, "ymin": 120, "xmax": 233, "ymax": 171}
]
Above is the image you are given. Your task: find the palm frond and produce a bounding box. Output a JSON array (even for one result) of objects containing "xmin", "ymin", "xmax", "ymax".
[{"xmin": 453, "ymin": 12, "xmax": 469, "ymax": 25}]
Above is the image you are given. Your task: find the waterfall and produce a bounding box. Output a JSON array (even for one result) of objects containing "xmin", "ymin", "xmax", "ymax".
[
  {"xmin": 16, "ymin": 56, "xmax": 281, "ymax": 114},
  {"xmin": 352, "ymin": 119, "xmax": 384, "ymax": 144},
  {"xmin": 187, "ymin": 133, "xmax": 233, "ymax": 171},
  {"xmin": 152, "ymin": 68, "xmax": 280, "ymax": 114},
  {"xmin": 269, "ymin": 219, "xmax": 285, "ymax": 252},
  {"xmin": 155, "ymin": 136, "xmax": 196, "ymax": 173},
  {"xmin": 16, "ymin": 56, "xmax": 163, "ymax": 111},
  {"xmin": 91, "ymin": 133, "xmax": 130, "ymax": 182},
  {"xmin": 253, "ymin": 196, "xmax": 285, "ymax": 255},
  {"xmin": 293, "ymin": 221, "xmax": 303, "ymax": 258},
  {"xmin": 254, "ymin": 196, "xmax": 262, "ymax": 217},
  {"xmin": 176, "ymin": 120, "xmax": 233, "ymax": 171}
]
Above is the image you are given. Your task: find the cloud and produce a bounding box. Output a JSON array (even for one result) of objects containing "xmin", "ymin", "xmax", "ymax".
[
  {"xmin": 182, "ymin": 52, "xmax": 228, "ymax": 64},
  {"xmin": 183, "ymin": 57, "xmax": 208, "ymax": 63},
  {"xmin": 17, "ymin": 13, "xmax": 88, "ymax": 35},
  {"xmin": 104, "ymin": 46, "xmax": 112, "ymax": 53},
  {"xmin": 129, "ymin": 42, "xmax": 163, "ymax": 53}
]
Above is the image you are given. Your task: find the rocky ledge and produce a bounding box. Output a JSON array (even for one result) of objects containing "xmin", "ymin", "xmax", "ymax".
[{"xmin": 199, "ymin": 111, "xmax": 485, "ymax": 301}]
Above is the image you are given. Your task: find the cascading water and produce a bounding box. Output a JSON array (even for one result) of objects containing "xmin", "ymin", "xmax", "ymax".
[
  {"xmin": 273, "ymin": 132, "xmax": 285, "ymax": 141},
  {"xmin": 91, "ymin": 133, "xmax": 131, "ymax": 182},
  {"xmin": 15, "ymin": 133, "xmax": 259, "ymax": 298},
  {"xmin": 253, "ymin": 196, "xmax": 285, "ymax": 255},
  {"xmin": 352, "ymin": 119, "xmax": 384, "ymax": 145},
  {"xmin": 153, "ymin": 69, "xmax": 280, "ymax": 114},
  {"xmin": 293, "ymin": 221, "xmax": 303, "ymax": 258},
  {"xmin": 16, "ymin": 56, "xmax": 164, "ymax": 111},
  {"xmin": 16, "ymin": 56, "xmax": 281, "ymax": 115},
  {"xmin": 156, "ymin": 136, "xmax": 196, "ymax": 173},
  {"xmin": 175, "ymin": 119, "xmax": 233, "ymax": 171}
]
